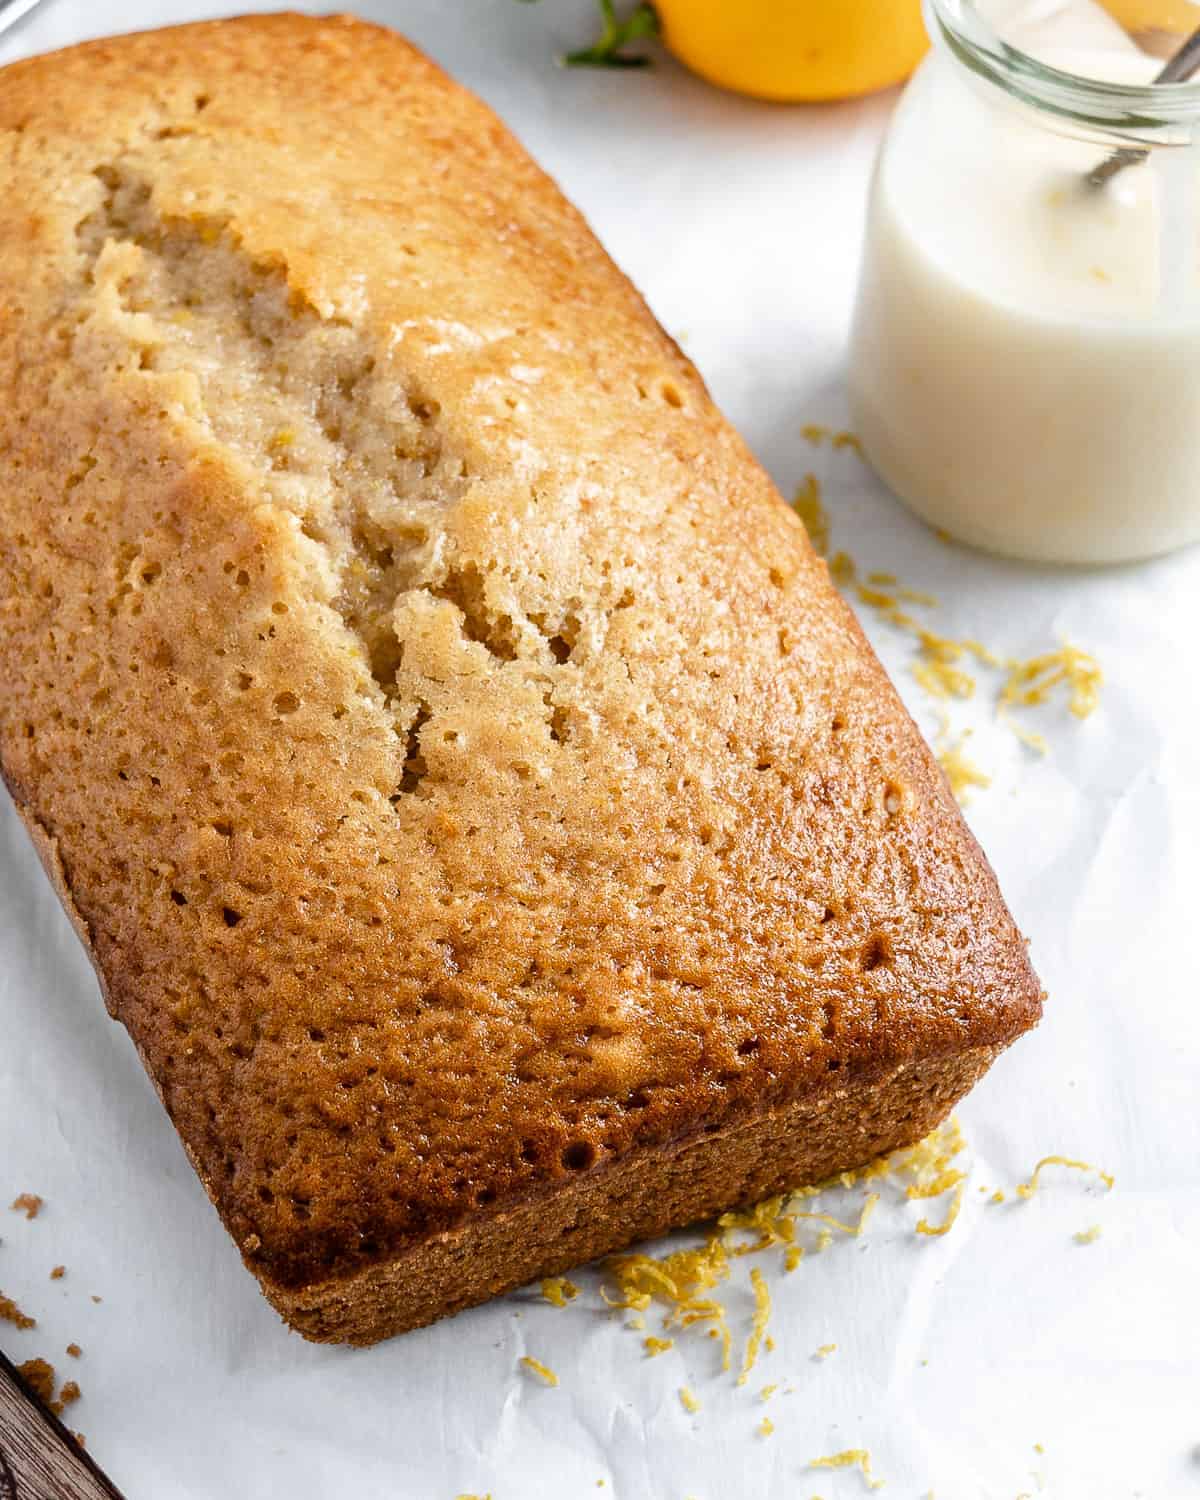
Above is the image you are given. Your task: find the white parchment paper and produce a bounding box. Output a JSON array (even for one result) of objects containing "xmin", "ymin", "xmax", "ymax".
[{"xmin": 1, "ymin": 3, "xmax": 1197, "ymax": 1496}]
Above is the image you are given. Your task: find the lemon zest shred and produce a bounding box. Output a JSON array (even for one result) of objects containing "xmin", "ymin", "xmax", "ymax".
[
  {"xmin": 990, "ymin": 1190, "xmax": 1006, "ymax": 1204},
  {"xmin": 519, "ymin": 1355, "xmax": 558, "ymax": 1387},
  {"xmin": 832, "ymin": 431, "xmax": 864, "ymax": 456},
  {"xmin": 759, "ymin": 1383, "xmax": 778, "ymax": 1401},
  {"xmin": 1016, "ymin": 1156, "xmax": 1115, "ymax": 1199},
  {"xmin": 814, "ymin": 1343, "xmax": 838, "ymax": 1360},
  {"xmin": 916, "ymin": 1180, "xmax": 967, "ymax": 1237},
  {"xmin": 540, "ymin": 1276, "xmax": 580, "ymax": 1308},
  {"xmin": 758, "ymin": 1415, "xmax": 776, "ymax": 1436},
  {"xmin": 643, "ymin": 1336, "xmax": 674, "ymax": 1357},
  {"xmin": 809, "ymin": 1449, "xmax": 884, "ymax": 1490},
  {"xmin": 737, "ymin": 1268, "xmax": 772, "ymax": 1386},
  {"xmin": 935, "ymin": 721, "xmax": 991, "ymax": 806},
  {"xmin": 1074, "ymin": 1224, "xmax": 1103, "ymax": 1245},
  {"xmin": 679, "ymin": 1385, "xmax": 701, "ymax": 1414},
  {"xmin": 1001, "ymin": 644, "xmax": 1102, "ymax": 720},
  {"xmin": 793, "ymin": 474, "xmax": 830, "ymax": 558},
  {"xmin": 801, "ymin": 423, "xmax": 831, "ymax": 446}
]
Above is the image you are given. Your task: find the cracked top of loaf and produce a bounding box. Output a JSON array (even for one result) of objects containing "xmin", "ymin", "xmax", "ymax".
[{"xmin": 0, "ymin": 14, "xmax": 1039, "ymax": 1290}]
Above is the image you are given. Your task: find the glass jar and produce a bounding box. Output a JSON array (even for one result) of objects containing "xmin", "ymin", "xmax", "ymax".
[{"xmin": 848, "ymin": 0, "xmax": 1200, "ymax": 564}]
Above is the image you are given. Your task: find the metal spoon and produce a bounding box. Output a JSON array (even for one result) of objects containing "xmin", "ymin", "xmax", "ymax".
[
  {"xmin": 0, "ymin": 0, "xmax": 49, "ymax": 41},
  {"xmin": 1088, "ymin": 21, "xmax": 1200, "ymax": 188}
]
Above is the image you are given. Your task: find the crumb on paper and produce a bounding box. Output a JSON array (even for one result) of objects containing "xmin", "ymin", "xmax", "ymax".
[
  {"xmin": 73, "ymin": 1432, "xmax": 86, "ymax": 1448},
  {"xmin": 66, "ymin": 1343, "xmax": 82, "ymax": 1358},
  {"xmin": 679, "ymin": 1385, "xmax": 701, "ymax": 1414},
  {"xmin": 809, "ymin": 1448, "xmax": 884, "ymax": 1490},
  {"xmin": 90, "ymin": 1295, "xmax": 102, "ymax": 1304},
  {"xmin": 1074, "ymin": 1225, "xmax": 1103, "ymax": 1245},
  {"xmin": 50, "ymin": 1265, "xmax": 65, "ymax": 1280},
  {"xmin": 519, "ymin": 1355, "xmax": 558, "ymax": 1388},
  {"xmin": 832, "ymin": 431, "xmax": 863, "ymax": 456},
  {"xmin": 0, "ymin": 1291, "xmax": 37, "ymax": 1330},
  {"xmin": 801, "ymin": 422, "xmax": 830, "ymax": 446},
  {"xmin": 18, "ymin": 1357, "xmax": 56, "ymax": 1404},
  {"xmin": 11, "ymin": 1193, "xmax": 42, "ymax": 1220},
  {"xmin": 540, "ymin": 1276, "xmax": 579, "ymax": 1308},
  {"xmin": 16, "ymin": 1358, "xmax": 79, "ymax": 1416}
]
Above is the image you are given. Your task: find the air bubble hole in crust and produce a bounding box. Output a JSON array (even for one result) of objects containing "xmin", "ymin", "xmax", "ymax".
[{"xmin": 561, "ymin": 1141, "xmax": 595, "ymax": 1171}]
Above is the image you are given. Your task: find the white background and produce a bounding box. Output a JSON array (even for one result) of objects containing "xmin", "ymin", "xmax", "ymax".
[{"xmin": 0, "ymin": 2, "xmax": 1197, "ymax": 1496}]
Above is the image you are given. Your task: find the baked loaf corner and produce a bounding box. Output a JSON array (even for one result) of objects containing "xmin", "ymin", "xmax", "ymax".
[{"xmin": 0, "ymin": 14, "xmax": 1040, "ymax": 1343}]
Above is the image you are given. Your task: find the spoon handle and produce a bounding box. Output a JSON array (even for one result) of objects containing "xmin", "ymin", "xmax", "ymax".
[{"xmin": 1088, "ymin": 20, "xmax": 1200, "ymax": 187}]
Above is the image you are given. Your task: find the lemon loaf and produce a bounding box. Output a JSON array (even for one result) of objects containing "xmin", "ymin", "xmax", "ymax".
[{"xmin": 0, "ymin": 15, "xmax": 1041, "ymax": 1344}]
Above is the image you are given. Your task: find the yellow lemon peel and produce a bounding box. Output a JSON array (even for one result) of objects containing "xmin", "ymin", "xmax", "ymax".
[
  {"xmin": 519, "ymin": 1356, "xmax": 559, "ymax": 1387},
  {"xmin": 540, "ymin": 1276, "xmax": 580, "ymax": 1307},
  {"xmin": 809, "ymin": 1449, "xmax": 884, "ymax": 1490},
  {"xmin": 1016, "ymin": 1156, "xmax": 1115, "ymax": 1199},
  {"xmin": 736, "ymin": 1267, "xmax": 771, "ymax": 1386},
  {"xmin": 679, "ymin": 1385, "xmax": 701, "ymax": 1414}
]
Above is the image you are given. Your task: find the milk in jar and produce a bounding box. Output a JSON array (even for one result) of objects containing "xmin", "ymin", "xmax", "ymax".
[{"xmin": 849, "ymin": 0, "xmax": 1200, "ymax": 564}]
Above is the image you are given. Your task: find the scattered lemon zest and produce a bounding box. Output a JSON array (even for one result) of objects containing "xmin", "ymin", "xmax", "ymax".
[
  {"xmin": 809, "ymin": 1449, "xmax": 884, "ymax": 1490},
  {"xmin": 1074, "ymin": 1224, "xmax": 1103, "ymax": 1245},
  {"xmin": 643, "ymin": 1336, "xmax": 674, "ymax": 1357},
  {"xmin": 784, "ymin": 1245, "xmax": 804, "ymax": 1272},
  {"xmin": 540, "ymin": 1276, "xmax": 580, "ymax": 1307},
  {"xmin": 814, "ymin": 1343, "xmax": 838, "ymax": 1360},
  {"xmin": 801, "ymin": 423, "xmax": 831, "ymax": 446},
  {"xmin": 990, "ymin": 1190, "xmax": 1006, "ymax": 1204},
  {"xmin": 737, "ymin": 1267, "xmax": 771, "ymax": 1386},
  {"xmin": 519, "ymin": 1356, "xmax": 558, "ymax": 1387},
  {"xmin": 829, "ymin": 550, "xmax": 857, "ymax": 585},
  {"xmin": 764, "ymin": 1335, "xmax": 776, "ymax": 1352},
  {"xmin": 679, "ymin": 1385, "xmax": 701, "ymax": 1414},
  {"xmin": 1034, "ymin": 1444, "xmax": 1045, "ymax": 1455},
  {"xmin": 759, "ymin": 1383, "xmax": 778, "ymax": 1401},
  {"xmin": 832, "ymin": 431, "xmax": 865, "ymax": 456},
  {"xmin": 758, "ymin": 1415, "xmax": 776, "ymax": 1436},
  {"xmin": 1016, "ymin": 1156, "xmax": 1115, "ymax": 1199},
  {"xmin": 867, "ymin": 571, "xmax": 898, "ymax": 586},
  {"xmin": 905, "ymin": 1168, "xmax": 966, "ymax": 1202},
  {"xmin": 605, "ymin": 1235, "xmax": 733, "ymax": 1372},
  {"xmin": 1000, "ymin": 644, "xmax": 1103, "ymax": 752},
  {"xmin": 916, "ymin": 1180, "xmax": 966, "ymax": 1236},
  {"xmin": 793, "ymin": 474, "xmax": 830, "ymax": 557},
  {"xmin": 935, "ymin": 722, "xmax": 991, "ymax": 806}
]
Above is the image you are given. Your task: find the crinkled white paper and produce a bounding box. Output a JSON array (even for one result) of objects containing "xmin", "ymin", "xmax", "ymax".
[{"xmin": 1, "ymin": 3, "xmax": 1197, "ymax": 1496}]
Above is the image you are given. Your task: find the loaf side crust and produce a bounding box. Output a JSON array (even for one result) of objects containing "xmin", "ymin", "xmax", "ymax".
[{"xmin": 0, "ymin": 14, "xmax": 1041, "ymax": 1333}]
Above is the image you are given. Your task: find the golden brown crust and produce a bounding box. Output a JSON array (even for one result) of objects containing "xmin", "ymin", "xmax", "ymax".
[{"xmin": 0, "ymin": 14, "xmax": 1040, "ymax": 1338}]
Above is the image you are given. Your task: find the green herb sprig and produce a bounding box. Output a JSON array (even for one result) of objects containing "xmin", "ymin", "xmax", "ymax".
[{"xmin": 517, "ymin": 0, "xmax": 661, "ymax": 69}]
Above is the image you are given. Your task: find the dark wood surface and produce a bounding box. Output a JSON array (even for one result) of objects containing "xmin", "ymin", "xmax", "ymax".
[{"xmin": 0, "ymin": 1349, "xmax": 126, "ymax": 1500}]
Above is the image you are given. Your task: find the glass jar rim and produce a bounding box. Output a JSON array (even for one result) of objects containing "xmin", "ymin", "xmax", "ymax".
[{"xmin": 926, "ymin": 0, "xmax": 1200, "ymax": 140}]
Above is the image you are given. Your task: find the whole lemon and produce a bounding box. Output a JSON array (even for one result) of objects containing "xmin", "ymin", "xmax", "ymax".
[{"xmin": 655, "ymin": 0, "xmax": 929, "ymax": 102}]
